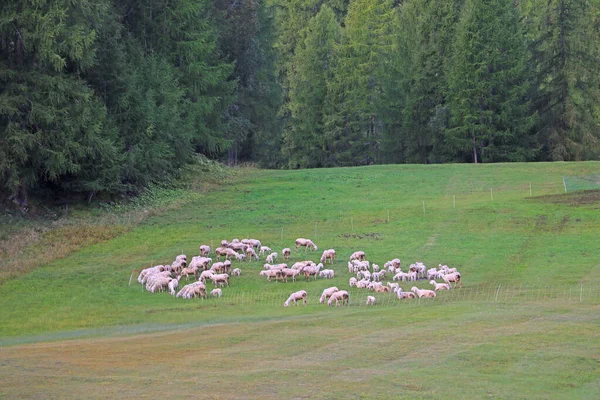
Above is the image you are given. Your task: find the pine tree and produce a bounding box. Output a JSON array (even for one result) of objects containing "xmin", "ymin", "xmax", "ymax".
[
  {"xmin": 445, "ymin": 0, "xmax": 536, "ymax": 163},
  {"xmin": 284, "ymin": 5, "xmax": 341, "ymax": 168},
  {"xmin": 524, "ymin": 0, "xmax": 600, "ymax": 160}
]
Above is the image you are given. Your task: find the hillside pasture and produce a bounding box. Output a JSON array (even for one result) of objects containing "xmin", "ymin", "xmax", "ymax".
[{"xmin": 1, "ymin": 162, "xmax": 599, "ymax": 398}]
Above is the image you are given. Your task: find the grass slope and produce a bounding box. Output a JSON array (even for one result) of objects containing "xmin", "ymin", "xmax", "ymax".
[{"xmin": 1, "ymin": 162, "xmax": 599, "ymax": 398}]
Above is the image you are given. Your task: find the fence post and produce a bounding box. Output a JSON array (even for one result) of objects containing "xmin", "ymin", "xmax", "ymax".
[
  {"xmin": 128, "ymin": 270, "xmax": 135, "ymax": 287},
  {"xmin": 495, "ymin": 284, "xmax": 502, "ymax": 302},
  {"xmin": 563, "ymin": 177, "xmax": 567, "ymax": 193},
  {"xmin": 580, "ymin": 284, "xmax": 583, "ymax": 302},
  {"xmin": 529, "ymin": 183, "xmax": 532, "ymax": 197}
]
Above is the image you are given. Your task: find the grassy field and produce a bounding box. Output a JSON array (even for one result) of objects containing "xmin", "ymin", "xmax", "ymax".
[{"xmin": 1, "ymin": 162, "xmax": 600, "ymax": 398}]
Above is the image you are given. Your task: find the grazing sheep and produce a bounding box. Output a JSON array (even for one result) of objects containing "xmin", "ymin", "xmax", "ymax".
[
  {"xmin": 210, "ymin": 288, "xmax": 222, "ymax": 298},
  {"xmin": 387, "ymin": 282, "xmax": 400, "ymax": 291},
  {"xmin": 242, "ymin": 239, "xmax": 262, "ymax": 250},
  {"xmin": 199, "ymin": 245, "xmax": 211, "ymax": 256},
  {"xmin": 179, "ymin": 266, "xmax": 199, "ymax": 281},
  {"xmin": 302, "ymin": 264, "xmax": 322, "ymax": 281},
  {"xmin": 319, "ymin": 269, "xmax": 335, "ymax": 279},
  {"xmin": 210, "ymin": 273, "xmax": 230, "ymax": 287},
  {"xmin": 393, "ymin": 287, "xmax": 416, "ymax": 299},
  {"xmin": 229, "ymin": 242, "xmax": 248, "ymax": 252},
  {"xmin": 199, "ymin": 270, "xmax": 214, "ymax": 283},
  {"xmin": 245, "ymin": 246, "xmax": 259, "ymax": 261},
  {"xmin": 189, "ymin": 256, "xmax": 212, "ymax": 270},
  {"xmin": 349, "ymin": 277, "xmax": 358, "ymax": 287},
  {"xmin": 441, "ymin": 272, "xmax": 462, "ymax": 288},
  {"xmin": 357, "ymin": 270, "xmax": 371, "ymax": 281},
  {"xmin": 319, "ymin": 287, "xmax": 340, "ymax": 304},
  {"xmin": 411, "ymin": 286, "xmax": 437, "ymax": 298},
  {"xmin": 366, "ymin": 296, "xmax": 376, "ymax": 305},
  {"xmin": 295, "ymin": 238, "xmax": 318, "ymax": 252},
  {"xmin": 328, "ymin": 290, "xmax": 349, "ymax": 307},
  {"xmin": 266, "ymin": 253, "xmax": 278, "ymax": 264},
  {"xmin": 168, "ymin": 278, "xmax": 179, "ymax": 296},
  {"xmin": 281, "ymin": 268, "xmax": 302, "ymax": 282},
  {"xmin": 430, "ymin": 280, "xmax": 451, "ymax": 291},
  {"xmin": 259, "ymin": 246, "xmax": 272, "ymax": 256},
  {"xmin": 284, "ymin": 290, "xmax": 308, "ymax": 307},
  {"xmin": 282, "ymin": 248, "xmax": 291, "ymax": 259},
  {"xmin": 349, "ymin": 251, "xmax": 366, "ymax": 261},
  {"xmin": 231, "ymin": 268, "xmax": 241, "ymax": 277},
  {"xmin": 291, "ymin": 260, "xmax": 314, "ymax": 270},
  {"xmin": 234, "ymin": 252, "xmax": 246, "ymax": 262},
  {"xmin": 374, "ymin": 285, "xmax": 390, "ymax": 293},
  {"xmin": 352, "ymin": 260, "xmax": 370, "ymax": 271},
  {"xmin": 320, "ymin": 249, "xmax": 336, "ymax": 264},
  {"xmin": 176, "ymin": 282, "xmax": 207, "ymax": 299},
  {"xmin": 260, "ymin": 269, "xmax": 284, "ymax": 282}
]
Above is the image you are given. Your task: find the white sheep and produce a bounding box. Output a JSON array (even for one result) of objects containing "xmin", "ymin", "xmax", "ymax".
[
  {"xmin": 430, "ymin": 280, "xmax": 450, "ymax": 291},
  {"xmin": 168, "ymin": 278, "xmax": 179, "ymax": 296},
  {"xmin": 393, "ymin": 287, "xmax": 416, "ymax": 299},
  {"xmin": 266, "ymin": 252, "xmax": 278, "ymax": 264},
  {"xmin": 366, "ymin": 296, "xmax": 376, "ymax": 305},
  {"xmin": 320, "ymin": 249, "xmax": 336, "ymax": 264},
  {"xmin": 176, "ymin": 281, "xmax": 207, "ymax": 299},
  {"xmin": 349, "ymin": 277, "xmax": 358, "ymax": 287},
  {"xmin": 259, "ymin": 246, "xmax": 272, "ymax": 256},
  {"xmin": 387, "ymin": 282, "xmax": 400, "ymax": 291},
  {"xmin": 319, "ymin": 269, "xmax": 335, "ymax": 279},
  {"xmin": 282, "ymin": 248, "xmax": 291, "ymax": 259},
  {"xmin": 357, "ymin": 270, "xmax": 371, "ymax": 281},
  {"xmin": 441, "ymin": 272, "xmax": 462, "ymax": 288},
  {"xmin": 284, "ymin": 290, "xmax": 308, "ymax": 307},
  {"xmin": 349, "ymin": 251, "xmax": 366, "ymax": 261},
  {"xmin": 281, "ymin": 268, "xmax": 302, "ymax": 282},
  {"xmin": 411, "ymin": 286, "xmax": 437, "ymax": 298},
  {"xmin": 328, "ymin": 290, "xmax": 349, "ymax": 307},
  {"xmin": 295, "ymin": 238, "xmax": 318, "ymax": 251},
  {"xmin": 372, "ymin": 264, "xmax": 380, "ymax": 272},
  {"xmin": 231, "ymin": 268, "xmax": 241, "ymax": 277},
  {"xmin": 245, "ymin": 246, "xmax": 259, "ymax": 261},
  {"xmin": 210, "ymin": 273, "xmax": 229, "ymax": 287},
  {"xmin": 210, "ymin": 288, "xmax": 222, "ymax": 298},
  {"xmin": 319, "ymin": 287, "xmax": 340, "ymax": 304},
  {"xmin": 199, "ymin": 270, "xmax": 214, "ymax": 283},
  {"xmin": 199, "ymin": 245, "xmax": 211, "ymax": 256}
]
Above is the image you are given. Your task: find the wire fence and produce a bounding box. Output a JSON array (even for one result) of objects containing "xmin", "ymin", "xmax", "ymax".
[{"xmin": 139, "ymin": 283, "xmax": 600, "ymax": 308}]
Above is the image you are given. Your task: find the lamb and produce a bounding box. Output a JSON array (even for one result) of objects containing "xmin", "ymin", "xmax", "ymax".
[
  {"xmin": 168, "ymin": 278, "xmax": 179, "ymax": 296},
  {"xmin": 349, "ymin": 277, "xmax": 358, "ymax": 287},
  {"xmin": 210, "ymin": 288, "xmax": 222, "ymax": 298},
  {"xmin": 393, "ymin": 271, "xmax": 410, "ymax": 281},
  {"xmin": 367, "ymin": 281, "xmax": 383, "ymax": 291},
  {"xmin": 282, "ymin": 248, "xmax": 291, "ymax": 259},
  {"xmin": 355, "ymin": 279, "xmax": 371, "ymax": 289},
  {"xmin": 352, "ymin": 260, "xmax": 370, "ymax": 271},
  {"xmin": 266, "ymin": 253, "xmax": 278, "ymax": 264},
  {"xmin": 210, "ymin": 273, "xmax": 230, "ymax": 287},
  {"xmin": 319, "ymin": 287, "xmax": 339, "ymax": 304},
  {"xmin": 387, "ymin": 282, "xmax": 400, "ymax": 291},
  {"xmin": 366, "ymin": 296, "xmax": 376, "ymax": 305},
  {"xmin": 234, "ymin": 252, "xmax": 246, "ymax": 262},
  {"xmin": 357, "ymin": 270, "xmax": 371, "ymax": 281},
  {"xmin": 349, "ymin": 251, "xmax": 366, "ymax": 261},
  {"xmin": 411, "ymin": 286, "xmax": 437, "ymax": 298},
  {"xmin": 372, "ymin": 271, "xmax": 385, "ymax": 281},
  {"xmin": 372, "ymin": 264, "xmax": 380, "ymax": 272},
  {"xmin": 259, "ymin": 246, "xmax": 272, "ymax": 256},
  {"xmin": 245, "ymin": 246, "xmax": 259, "ymax": 261},
  {"xmin": 284, "ymin": 290, "xmax": 308, "ymax": 307},
  {"xmin": 242, "ymin": 239, "xmax": 262, "ymax": 249},
  {"xmin": 281, "ymin": 268, "xmax": 302, "ymax": 282},
  {"xmin": 176, "ymin": 281, "xmax": 207, "ymax": 299},
  {"xmin": 374, "ymin": 285, "xmax": 390, "ymax": 293},
  {"xmin": 393, "ymin": 287, "xmax": 416, "ymax": 299},
  {"xmin": 199, "ymin": 245, "xmax": 211, "ymax": 256},
  {"xmin": 199, "ymin": 270, "xmax": 214, "ymax": 283},
  {"xmin": 319, "ymin": 269, "xmax": 335, "ymax": 279},
  {"xmin": 430, "ymin": 280, "xmax": 450, "ymax": 291},
  {"xmin": 328, "ymin": 290, "xmax": 349, "ymax": 307},
  {"xmin": 320, "ymin": 249, "xmax": 336, "ymax": 264},
  {"xmin": 231, "ymin": 268, "xmax": 241, "ymax": 277},
  {"xmin": 441, "ymin": 272, "xmax": 462, "ymax": 288},
  {"xmin": 295, "ymin": 238, "xmax": 318, "ymax": 251}
]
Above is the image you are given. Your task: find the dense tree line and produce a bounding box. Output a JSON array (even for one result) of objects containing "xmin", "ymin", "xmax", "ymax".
[{"xmin": 1, "ymin": 0, "xmax": 599, "ymax": 203}]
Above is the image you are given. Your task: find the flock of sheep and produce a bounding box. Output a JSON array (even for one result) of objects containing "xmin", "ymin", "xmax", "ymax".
[{"xmin": 136, "ymin": 237, "xmax": 462, "ymax": 307}]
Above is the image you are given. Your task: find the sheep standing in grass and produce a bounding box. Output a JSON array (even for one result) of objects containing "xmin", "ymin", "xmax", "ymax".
[
  {"xmin": 281, "ymin": 268, "xmax": 302, "ymax": 282},
  {"xmin": 441, "ymin": 272, "xmax": 462, "ymax": 288},
  {"xmin": 295, "ymin": 238, "xmax": 318, "ymax": 251},
  {"xmin": 349, "ymin": 277, "xmax": 358, "ymax": 287},
  {"xmin": 210, "ymin": 288, "xmax": 222, "ymax": 298},
  {"xmin": 284, "ymin": 290, "xmax": 308, "ymax": 307},
  {"xmin": 411, "ymin": 287, "xmax": 437, "ymax": 298},
  {"xmin": 430, "ymin": 280, "xmax": 450, "ymax": 291},
  {"xmin": 266, "ymin": 253, "xmax": 278, "ymax": 264},
  {"xmin": 319, "ymin": 269, "xmax": 335, "ymax": 279},
  {"xmin": 231, "ymin": 268, "xmax": 241, "ymax": 277},
  {"xmin": 259, "ymin": 246, "xmax": 272, "ymax": 256},
  {"xmin": 211, "ymin": 273, "xmax": 230, "ymax": 287},
  {"xmin": 199, "ymin": 245, "xmax": 211, "ymax": 256},
  {"xmin": 366, "ymin": 296, "xmax": 376, "ymax": 305},
  {"xmin": 245, "ymin": 246, "xmax": 259, "ymax": 261},
  {"xmin": 199, "ymin": 270, "xmax": 214, "ymax": 283},
  {"xmin": 168, "ymin": 278, "xmax": 179, "ymax": 296},
  {"xmin": 282, "ymin": 248, "xmax": 291, "ymax": 259},
  {"xmin": 393, "ymin": 287, "xmax": 416, "ymax": 299},
  {"xmin": 320, "ymin": 287, "xmax": 340, "ymax": 304},
  {"xmin": 387, "ymin": 282, "xmax": 400, "ymax": 291},
  {"xmin": 320, "ymin": 249, "xmax": 336, "ymax": 264},
  {"xmin": 350, "ymin": 251, "xmax": 366, "ymax": 261},
  {"xmin": 328, "ymin": 290, "xmax": 349, "ymax": 307}
]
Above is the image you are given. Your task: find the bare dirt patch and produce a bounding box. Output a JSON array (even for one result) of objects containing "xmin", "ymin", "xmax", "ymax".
[{"xmin": 533, "ymin": 189, "xmax": 600, "ymax": 206}]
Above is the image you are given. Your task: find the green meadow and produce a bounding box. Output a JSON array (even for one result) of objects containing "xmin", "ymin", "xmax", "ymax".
[{"xmin": 1, "ymin": 162, "xmax": 599, "ymax": 399}]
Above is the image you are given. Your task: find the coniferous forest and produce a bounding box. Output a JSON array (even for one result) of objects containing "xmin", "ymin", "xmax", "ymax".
[{"xmin": 2, "ymin": 0, "xmax": 600, "ymax": 201}]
